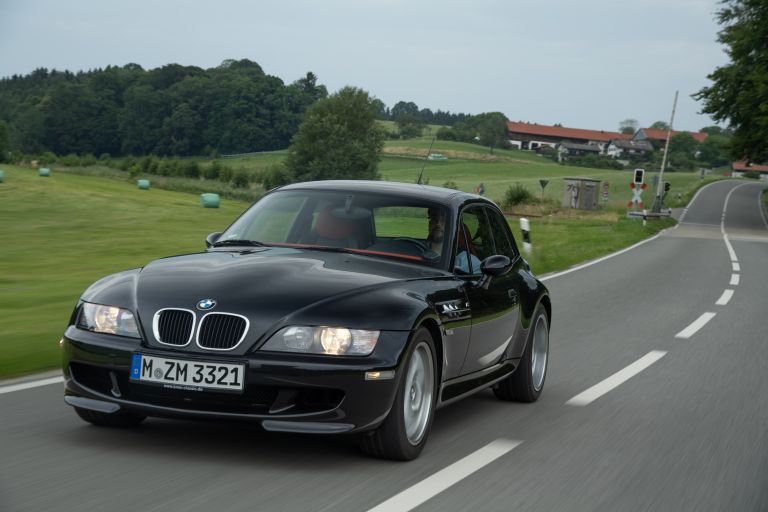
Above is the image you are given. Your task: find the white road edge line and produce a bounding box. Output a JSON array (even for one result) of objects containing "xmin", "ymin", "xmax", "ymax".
[
  {"xmin": 675, "ymin": 312, "xmax": 717, "ymax": 339},
  {"xmin": 0, "ymin": 376, "xmax": 64, "ymax": 395},
  {"xmin": 716, "ymin": 289, "xmax": 734, "ymax": 306},
  {"xmin": 565, "ymin": 351, "xmax": 667, "ymax": 407},
  {"xmin": 541, "ymin": 234, "xmax": 661, "ymax": 282},
  {"xmin": 366, "ymin": 439, "xmax": 522, "ymax": 512},
  {"xmin": 730, "ymin": 273, "xmax": 740, "ymax": 286},
  {"xmin": 732, "ymin": 262, "xmax": 741, "ymax": 272}
]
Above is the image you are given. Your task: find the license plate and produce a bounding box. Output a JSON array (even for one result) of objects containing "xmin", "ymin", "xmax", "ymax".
[{"xmin": 130, "ymin": 354, "xmax": 244, "ymax": 392}]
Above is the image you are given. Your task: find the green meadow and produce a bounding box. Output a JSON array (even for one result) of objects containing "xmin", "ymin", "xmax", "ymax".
[{"xmin": 0, "ymin": 149, "xmax": 719, "ymax": 377}]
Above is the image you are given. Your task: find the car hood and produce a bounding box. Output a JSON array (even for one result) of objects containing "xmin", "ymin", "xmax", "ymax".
[{"xmin": 133, "ymin": 247, "xmax": 443, "ymax": 352}]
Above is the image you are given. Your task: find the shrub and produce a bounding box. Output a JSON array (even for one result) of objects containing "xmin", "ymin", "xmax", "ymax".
[
  {"xmin": 60, "ymin": 153, "xmax": 81, "ymax": 167},
  {"xmin": 260, "ymin": 164, "xmax": 291, "ymax": 190},
  {"xmin": 204, "ymin": 160, "xmax": 222, "ymax": 180},
  {"xmin": 119, "ymin": 156, "xmax": 136, "ymax": 171},
  {"xmin": 98, "ymin": 152, "xmax": 111, "ymax": 162},
  {"xmin": 442, "ymin": 180, "xmax": 459, "ymax": 190},
  {"xmin": 743, "ymin": 171, "xmax": 761, "ymax": 179},
  {"xmin": 39, "ymin": 151, "xmax": 58, "ymax": 165},
  {"xmin": 182, "ymin": 160, "xmax": 200, "ymax": 179},
  {"xmin": 231, "ymin": 170, "xmax": 250, "ymax": 188},
  {"xmin": 503, "ymin": 183, "xmax": 533, "ymax": 209},
  {"xmin": 128, "ymin": 165, "xmax": 141, "ymax": 179},
  {"xmin": 219, "ymin": 165, "xmax": 233, "ymax": 183},
  {"xmin": 81, "ymin": 153, "xmax": 98, "ymax": 166}
]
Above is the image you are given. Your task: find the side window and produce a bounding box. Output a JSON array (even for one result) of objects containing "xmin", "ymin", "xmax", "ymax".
[
  {"xmin": 487, "ymin": 208, "xmax": 518, "ymax": 259},
  {"xmin": 455, "ymin": 207, "xmax": 495, "ymax": 275}
]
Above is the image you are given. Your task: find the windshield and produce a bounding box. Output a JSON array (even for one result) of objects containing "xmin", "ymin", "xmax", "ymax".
[{"xmin": 219, "ymin": 189, "xmax": 451, "ymax": 268}]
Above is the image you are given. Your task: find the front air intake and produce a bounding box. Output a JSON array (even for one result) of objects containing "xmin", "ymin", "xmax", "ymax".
[
  {"xmin": 154, "ymin": 309, "xmax": 195, "ymax": 346},
  {"xmin": 197, "ymin": 313, "xmax": 248, "ymax": 350}
]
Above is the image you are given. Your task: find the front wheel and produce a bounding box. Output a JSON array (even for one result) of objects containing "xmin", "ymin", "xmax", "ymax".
[
  {"xmin": 361, "ymin": 327, "xmax": 437, "ymax": 460},
  {"xmin": 494, "ymin": 304, "xmax": 549, "ymax": 402}
]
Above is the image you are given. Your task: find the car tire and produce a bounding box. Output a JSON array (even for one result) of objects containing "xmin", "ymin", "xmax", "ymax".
[
  {"xmin": 360, "ymin": 327, "xmax": 437, "ymax": 461},
  {"xmin": 494, "ymin": 304, "xmax": 549, "ymax": 403},
  {"xmin": 74, "ymin": 406, "xmax": 146, "ymax": 428}
]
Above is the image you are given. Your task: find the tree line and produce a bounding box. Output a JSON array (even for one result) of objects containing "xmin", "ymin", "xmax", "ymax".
[{"xmin": 0, "ymin": 59, "xmax": 328, "ymax": 159}]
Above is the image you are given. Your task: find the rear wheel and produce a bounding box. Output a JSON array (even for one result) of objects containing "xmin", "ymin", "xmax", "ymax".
[
  {"xmin": 494, "ymin": 304, "xmax": 549, "ymax": 402},
  {"xmin": 361, "ymin": 327, "xmax": 437, "ymax": 460},
  {"xmin": 74, "ymin": 406, "xmax": 146, "ymax": 428}
]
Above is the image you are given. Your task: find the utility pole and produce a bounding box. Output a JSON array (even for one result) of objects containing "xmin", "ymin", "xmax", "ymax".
[{"xmin": 652, "ymin": 90, "xmax": 678, "ymax": 213}]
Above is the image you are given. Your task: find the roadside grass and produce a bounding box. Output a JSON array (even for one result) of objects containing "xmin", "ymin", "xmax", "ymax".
[
  {"xmin": 381, "ymin": 154, "xmax": 721, "ymax": 211},
  {"xmin": 0, "ymin": 154, "xmax": 723, "ymax": 378}
]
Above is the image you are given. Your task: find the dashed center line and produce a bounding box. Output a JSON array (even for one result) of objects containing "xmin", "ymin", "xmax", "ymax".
[
  {"xmin": 732, "ymin": 262, "xmax": 741, "ymax": 272},
  {"xmin": 366, "ymin": 439, "xmax": 522, "ymax": 512},
  {"xmin": 730, "ymin": 274, "xmax": 740, "ymax": 286},
  {"xmin": 676, "ymin": 312, "xmax": 716, "ymax": 339},
  {"xmin": 565, "ymin": 351, "xmax": 667, "ymax": 406},
  {"xmin": 716, "ymin": 289, "xmax": 734, "ymax": 306}
]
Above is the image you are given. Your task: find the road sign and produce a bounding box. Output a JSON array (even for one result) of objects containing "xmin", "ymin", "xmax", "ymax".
[
  {"xmin": 601, "ymin": 181, "xmax": 609, "ymax": 203},
  {"xmin": 633, "ymin": 168, "xmax": 645, "ymax": 185}
]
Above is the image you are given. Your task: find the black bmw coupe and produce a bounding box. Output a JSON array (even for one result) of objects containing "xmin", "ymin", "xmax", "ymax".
[{"xmin": 62, "ymin": 180, "xmax": 551, "ymax": 460}]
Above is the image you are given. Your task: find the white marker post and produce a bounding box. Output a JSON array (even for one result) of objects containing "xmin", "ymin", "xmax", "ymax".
[{"xmin": 520, "ymin": 218, "xmax": 531, "ymax": 254}]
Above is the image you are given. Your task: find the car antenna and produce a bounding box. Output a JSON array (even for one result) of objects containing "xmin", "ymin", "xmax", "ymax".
[{"xmin": 416, "ymin": 137, "xmax": 435, "ymax": 185}]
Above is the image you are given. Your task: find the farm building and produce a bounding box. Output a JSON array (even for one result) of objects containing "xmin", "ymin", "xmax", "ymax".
[
  {"xmin": 605, "ymin": 139, "xmax": 654, "ymax": 158},
  {"xmin": 507, "ymin": 122, "xmax": 631, "ymax": 152},
  {"xmin": 634, "ymin": 128, "xmax": 708, "ymax": 148}
]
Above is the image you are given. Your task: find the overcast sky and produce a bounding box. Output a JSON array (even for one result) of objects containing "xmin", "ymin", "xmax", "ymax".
[{"xmin": 0, "ymin": 0, "xmax": 727, "ymax": 132}]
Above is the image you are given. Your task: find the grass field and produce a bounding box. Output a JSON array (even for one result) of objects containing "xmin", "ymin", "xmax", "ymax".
[
  {"xmin": 0, "ymin": 155, "xmax": 720, "ymax": 378},
  {"xmin": 0, "ymin": 166, "xmax": 242, "ymax": 378}
]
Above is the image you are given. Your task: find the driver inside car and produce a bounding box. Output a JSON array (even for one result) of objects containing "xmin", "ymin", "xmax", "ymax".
[{"xmin": 427, "ymin": 208, "xmax": 481, "ymax": 274}]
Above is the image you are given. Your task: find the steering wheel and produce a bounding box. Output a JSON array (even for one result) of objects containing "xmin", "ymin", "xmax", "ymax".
[{"xmin": 392, "ymin": 237, "xmax": 429, "ymax": 254}]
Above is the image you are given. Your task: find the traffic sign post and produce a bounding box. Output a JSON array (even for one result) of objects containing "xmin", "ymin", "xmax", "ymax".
[
  {"xmin": 539, "ymin": 179, "xmax": 549, "ymax": 201},
  {"xmin": 601, "ymin": 181, "xmax": 609, "ymax": 205}
]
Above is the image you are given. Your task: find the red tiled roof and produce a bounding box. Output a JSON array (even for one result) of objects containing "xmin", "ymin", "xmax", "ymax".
[
  {"xmin": 639, "ymin": 128, "xmax": 708, "ymax": 143},
  {"xmin": 507, "ymin": 122, "xmax": 632, "ymax": 142},
  {"xmin": 732, "ymin": 161, "xmax": 768, "ymax": 172}
]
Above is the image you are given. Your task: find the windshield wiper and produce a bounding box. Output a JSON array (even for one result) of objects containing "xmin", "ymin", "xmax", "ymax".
[{"xmin": 212, "ymin": 239, "xmax": 268, "ymax": 248}]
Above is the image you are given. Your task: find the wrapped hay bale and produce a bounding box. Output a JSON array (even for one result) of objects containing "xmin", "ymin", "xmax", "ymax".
[
  {"xmin": 200, "ymin": 193, "xmax": 220, "ymax": 208},
  {"xmin": 39, "ymin": 167, "xmax": 51, "ymax": 177},
  {"xmin": 137, "ymin": 179, "xmax": 150, "ymax": 190}
]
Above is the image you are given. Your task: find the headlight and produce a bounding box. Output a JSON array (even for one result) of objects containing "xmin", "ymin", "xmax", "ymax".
[
  {"xmin": 77, "ymin": 302, "xmax": 140, "ymax": 338},
  {"xmin": 261, "ymin": 326, "xmax": 380, "ymax": 356}
]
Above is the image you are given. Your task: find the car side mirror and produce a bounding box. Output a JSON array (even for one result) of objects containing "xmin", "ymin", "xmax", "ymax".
[
  {"xmin": 476, "ymin": 254, "xmax": 512, "ymax": 289},
  {"xmin": 205, "ymin": 232, "xmax": 222, "ymax": 248}
]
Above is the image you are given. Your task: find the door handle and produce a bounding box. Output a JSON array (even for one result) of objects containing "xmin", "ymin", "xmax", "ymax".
[{"xmin": 507, "ymin": 289, "xmax": 519, "ymax": 304}]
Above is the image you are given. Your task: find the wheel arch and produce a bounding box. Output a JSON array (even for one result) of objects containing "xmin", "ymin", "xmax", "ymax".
[{"xmin": 417, "ymin": 317, "xmax": 444, "ymax": 385}]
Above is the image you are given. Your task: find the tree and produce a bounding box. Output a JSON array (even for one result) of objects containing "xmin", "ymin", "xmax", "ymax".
[
  {"xmin": 0, "ymin": 120, "xmax": 10, "ymax": 162},
  {"xmin": 650, "ymin": 121, "xmax": 670, "ymax": 130},
  {"xmin": 283, "ymin": 86, "xmax": 385, "ymax": 183},
  {"xmin": 694, "ymin": 0, "xmax": 768, "ymax": 162},
  {"xmin": 619, "ymin": 118, "xmax": 638, "ymax": 134},
  {"xmin": 474, "ymin": 112, "xmax": 509, "ymax": 154},
  {"xmin": 395, "ymin": 114, "xmax": 425, "ymax": 139}
]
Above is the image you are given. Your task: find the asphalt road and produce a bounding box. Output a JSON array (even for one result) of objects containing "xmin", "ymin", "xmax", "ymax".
[{"xmin": 2, "ymin": 179, "xmax": 767, "ymax": 512}]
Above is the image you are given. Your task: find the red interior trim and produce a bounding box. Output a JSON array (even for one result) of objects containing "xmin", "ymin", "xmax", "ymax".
[{"xmin": 270, "ymin": 243, "xmax": 424, "ymax": 262}]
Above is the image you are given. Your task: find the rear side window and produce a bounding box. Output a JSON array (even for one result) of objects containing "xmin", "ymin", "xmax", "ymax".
[{"xmin": 487, "ymin": 209, "xmax": 518, "ymax": 259}]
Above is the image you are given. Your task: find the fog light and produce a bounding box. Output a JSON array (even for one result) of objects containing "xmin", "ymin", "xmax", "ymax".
[{"xmin": 365, "ymin": 370, "xmax": 395, "ymax": 381}]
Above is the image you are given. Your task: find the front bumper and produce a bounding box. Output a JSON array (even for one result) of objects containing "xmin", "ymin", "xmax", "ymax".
[{"xmin": 62, "ymin": 326, "xmax": 409, "ymax": 434}]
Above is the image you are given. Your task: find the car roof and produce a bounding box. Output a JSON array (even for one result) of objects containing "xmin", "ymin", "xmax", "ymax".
[{"xmin": 277, "ymin": 180, "xmax": 494, "ymax": 209}]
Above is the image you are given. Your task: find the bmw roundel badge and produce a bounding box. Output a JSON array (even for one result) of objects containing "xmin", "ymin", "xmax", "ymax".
[{"xmin": 196, "ymin": 299, "xmax": 217, "ymax": 311}]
